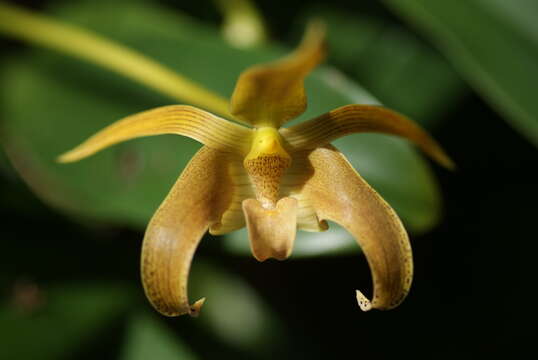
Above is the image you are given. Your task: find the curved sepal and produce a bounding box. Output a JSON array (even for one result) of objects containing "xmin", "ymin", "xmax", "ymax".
[
  {"xmin": 141, "ymin": 146, "xmax": 233, "ymax": 316},
  {"xmin": 281, "ymin": 104, "xmax": 454, "ymax": 169},
  {"xmin": 58, "ymin": 105, "xmax": 252, "ymax": 162},
  {"xmin": 230, "ymin": 21, "xmax": 326, "ymax": 127},
  {"xmin": 301, "ymin": 145, "xmax": 413, "ymax": 310}
]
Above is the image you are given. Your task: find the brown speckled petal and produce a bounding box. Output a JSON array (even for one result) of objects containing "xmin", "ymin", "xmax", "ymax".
[
  {"xmin": 301, "ymin": 145, "xmax": 413, "ymax": 310},
  {"xmin": 141, "ymin": 146, "xmax": 232, "ymax": 317}
]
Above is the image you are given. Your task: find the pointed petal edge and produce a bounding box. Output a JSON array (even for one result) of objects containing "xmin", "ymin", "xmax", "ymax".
[
  {"xmin": 58, "ymin": 105, "xmax": 251, "ymax": 163},
  {"xmin": 300, "ymin": 146, "xmax": 413, "ymax": 310},
  {"xmin": 282, "ymin": 104, "xmax": 455, "ymax": 169},
  {"xmin": 141, "ymin": 146, "xmax": 232, "ymax": 317}
]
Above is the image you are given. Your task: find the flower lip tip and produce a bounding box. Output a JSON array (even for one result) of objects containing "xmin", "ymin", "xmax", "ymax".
[
  {"xmin": 188, "ymin": 297, "xmax": 206, "ymax": 317},
  {"xmin": 254, "ymin": 251, "xmax": 291, "ymax": 262},
  {"xmin": 253, "ymin": 254, "xmax": 268, "ymax": 262}
]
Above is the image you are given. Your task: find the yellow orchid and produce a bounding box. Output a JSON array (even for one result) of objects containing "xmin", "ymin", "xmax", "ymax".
[{"xmin": 58, "ymin": 23, "xmax": 453, "ymax": 317}]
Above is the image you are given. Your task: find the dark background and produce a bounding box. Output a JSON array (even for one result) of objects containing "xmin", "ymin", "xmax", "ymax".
[{"xmin": 2, "ymin": 0, "xmax": 537, "ymax": 358}]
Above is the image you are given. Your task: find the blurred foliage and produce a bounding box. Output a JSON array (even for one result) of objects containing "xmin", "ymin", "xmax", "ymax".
[
  {"xmin": 1, "ymin": 283, "xmax": 133, "ymax": 360},
  {"xmin": 384, "ymin": 0, "xmax": 538, "ymax": 146},
  {"xmin": 121, "ymin": 312, "xmax": 198, "ymax": 360},
  {"xmin": 298, "ymin": 5, "xmax": 467, "ymax": 128},
  {"xmin": 1, "ymin": 0, "xmax": 537, "ymax": 358},
  {"xmin": 214, "ymin": 0, "xmax": 268, "ymax": 48},
  {"xmin": 190, "ymin": 261, "xmax": 287, "ymax": 353}
]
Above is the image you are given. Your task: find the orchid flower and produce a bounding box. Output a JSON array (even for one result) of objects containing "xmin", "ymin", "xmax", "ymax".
[{"xmin": 58, "ymin": 23, "xmax": 453, "ymax": 317}]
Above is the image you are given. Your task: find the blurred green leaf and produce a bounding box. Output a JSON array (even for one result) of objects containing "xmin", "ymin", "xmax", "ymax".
[
  {"xmin": 383, "ymin": 0, "xmax": 538, "ymax": 146},
  {"xmin": 0, "ymin": 146, "xmax": 19, "ymax": 198},
  {"xmin": 190, "ymin": 260, "xmax": 287, "ymax": 353},
  {"xmin": 299, "ymin": 6, "xmax": 467, "ymax": 127},
  {"xmin": 0, "ymin": 283, "xmax": 132, "ymax": 360},
  {"xmin": 1, "ymin": 0, "xmax": 443, "ymax": 259},
  {"xmin": 121, "ymin": 312, "xmax": 198, "ymax": 360},
  {"xmin": 0, "ymin": 146, "xmax": 10, "ymax": 172}
]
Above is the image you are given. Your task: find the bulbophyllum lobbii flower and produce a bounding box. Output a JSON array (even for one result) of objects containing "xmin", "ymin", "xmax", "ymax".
[{"xmin": 59, "ymin": 23, "xmax": 453, "ymax": 317}]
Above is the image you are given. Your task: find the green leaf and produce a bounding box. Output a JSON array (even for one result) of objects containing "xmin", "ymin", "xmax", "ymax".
[
  {"xmin": 121, "ymin": 312, "xmax": 198, "ymax": 360},
  {"xmin": 0, "ymin": 146, "xmax": 11, "ymax": 174},
  {"xmin": 0, "ymin": 283, "xmax": 132, "ymax": 360},
  {"xmin": 0, "ymin": 0, "xmax": 443, "ymax": 259},
  {"xmin": 303, "ymin": 7, "xmax": 467, "ymax": 127},
  {"xmin": 383, "ymin": 0, "xmax": 538, "ymax": 146},
  {"xmin": 190, "ymin": 260, "xmax": 287, "ymax": 353}
]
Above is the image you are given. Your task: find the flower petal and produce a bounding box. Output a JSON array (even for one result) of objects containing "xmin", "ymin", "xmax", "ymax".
[
  {"xmin": 208, "ymin": 156, "xmax": 254, "ymax": 235},
  {"xmin": 281, "ymin": 104, "xmax": 454, "ymax": 169},
  {"xmin": 141, "ymin": 146, "xmax": 233, "ymax": 316},
  {"xmin": 229, "ymin": 21, "xmax": 326, "ymax": 128},
  {"xmin": 300, "ymin": 145, "xmax": 413, "ymax": 310},
  {"xmin": 58, "ymin": 105, "xmax": 252, "ymax": 162},
  {"xmin": 242, "ymin": 197, "xmax": 298, "ymax": 261}
]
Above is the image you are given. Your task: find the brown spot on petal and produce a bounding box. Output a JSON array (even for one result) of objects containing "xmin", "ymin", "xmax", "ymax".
[{"xmin": 244, "ymin": 154, "xmax": 291, "ymax": 208}]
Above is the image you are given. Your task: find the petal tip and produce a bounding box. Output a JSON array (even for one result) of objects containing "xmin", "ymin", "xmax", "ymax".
[
  {"xmin": 433, "ymin": 149, "xmax": 456, "ymax": 171},
  {"xmin": 304, "ymin": 18, "xmax": 327, "ymax": 44},
  {"xmin": 56, "ymin": 152, "xmax": 75, "ymax": 163},
  {"xmin": 189, "ymin": 297, "xmax": 206, "ymax": 317},
  {"xmin": 356, "ymin": 290, "xmax": 372, "ymax": 312},
  {"xmin": 252, "ymin": 251, "xmax": 290, "ymax": 262},
  {"xmin": 443, "ymin": 156, "xmax": 457, "ymax": 171}
]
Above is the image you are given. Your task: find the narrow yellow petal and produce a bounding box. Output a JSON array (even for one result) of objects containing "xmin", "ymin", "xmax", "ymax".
[
  {"xmin": 58, "ymin": 105, "xmax": 252, "ymax": 163},
  {"xmin": 0, "ymin": 3, "xmax": 232, "ymax": 118},
  {"xmin": 229, "ymin": 21, "xmax": 326, "ymax": 128},
  {"xmin": 301, "ymin": 145, "xmax": 413, "ymax": 310},
  {"xmin": 141, "ymin": 146, "xmax": 233, "ymax": 317},
  {"xmin": 242, "ymin": 197, "xmax": 297, "ymax": 261},
  {"xmin": 281, "ymin": 105, "xmax": 455, "ymax": 169}
]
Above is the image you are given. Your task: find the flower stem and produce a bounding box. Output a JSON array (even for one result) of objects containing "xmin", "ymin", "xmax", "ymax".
[
  {"xmin": 214, "ymin": 0, "xmax": 267, "ymax": 48},
  {"xmin": 0, "ymin": 2, "xmax": 233, "ymax": 118}
]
